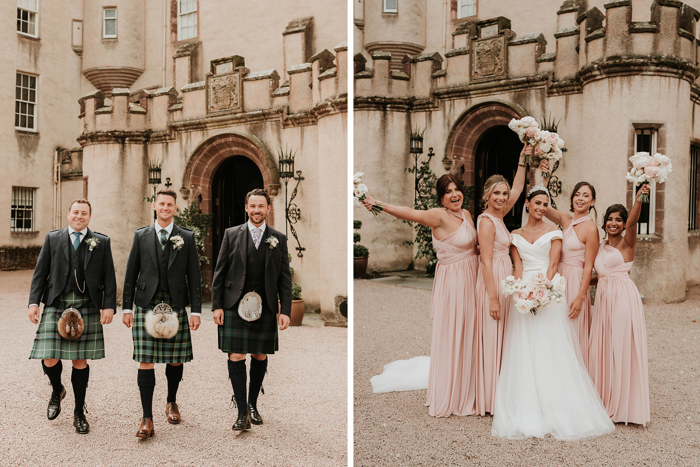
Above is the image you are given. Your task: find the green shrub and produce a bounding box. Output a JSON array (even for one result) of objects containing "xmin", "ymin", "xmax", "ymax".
[
  {"xmin": 354, "ymin": 244, "xmax": 369, "ymax": 257},
  {"xmin": 353, "ymin": 220, "xmax": 362, "ymax": 230},
  {"xmin": 173, "ymin": 202, "xmax": 213, "ymax": 290},
  {"xmin": 353, "ymin": 232, "xmax": 361, "ymax": 243},
  {"xmin": 292, "ymin": 282, "xmax": 302, "ymax": 300}
]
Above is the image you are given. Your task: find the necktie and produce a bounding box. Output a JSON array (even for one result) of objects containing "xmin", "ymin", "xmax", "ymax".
[
  {"xmin": 160, "ymin": 229, "xmax": 168, "ymax": 250},
  {"xmin": 252, "ymin": 227, "xmax": 261, "ymax": 249},
  {"xmin": 72, "ymin": 232, "xmax": 81, "ymax": 250}
]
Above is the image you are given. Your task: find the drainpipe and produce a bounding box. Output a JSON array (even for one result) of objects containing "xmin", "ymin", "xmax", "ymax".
[
  {"xmin": 442, "ymin": 0, "xmax": 447, "ymax": 57},
  {"xmin": 53, "ymin": 148, "xmax": 61, "ymax": 230},
  {"xmin": 163, "ymin": 0, "xmax": 168, "ymax": 87}
]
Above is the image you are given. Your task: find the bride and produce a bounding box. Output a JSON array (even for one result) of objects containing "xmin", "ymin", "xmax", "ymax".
[{"xmin": 492, "ymin": 185, "xmax": 614, "ymax": 440}]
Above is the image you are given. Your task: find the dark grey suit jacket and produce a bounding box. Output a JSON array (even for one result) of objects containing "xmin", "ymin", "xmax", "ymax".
[
  {"xmin": 122, "ymin": 224, "xmax": 202, "ymax": 313},
  {"xmin": 211, "ymin": 224, "xmax": 292, "ymax": 316},
  {"xmin": 28, "ymin": 228, "xmax": 117, "ymax": 311}
]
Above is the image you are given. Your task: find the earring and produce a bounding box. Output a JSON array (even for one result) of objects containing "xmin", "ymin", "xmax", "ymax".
[{"xmin": 525, "ymin": 206, "xmax": 529, "ymax": 213}]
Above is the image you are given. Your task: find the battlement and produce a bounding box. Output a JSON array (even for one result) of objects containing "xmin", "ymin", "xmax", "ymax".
[
  {"xmin": 354, "ymin": 0, "xmax": 700, "ymax": 102},
  {"xmin": 79, "ymin": 42, "xmax": 347, "ymax": 135}
]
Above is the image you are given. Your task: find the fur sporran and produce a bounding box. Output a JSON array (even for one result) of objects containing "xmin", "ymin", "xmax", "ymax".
[
  {"xmin": 238, "ymin": 291, "xmax": 263, "ymax": 322},
  {"xmin": 57, "ymin": 308, "xmax": 84, "ymax": 340},
  {"xmin": 144, "ymin": 303, "xmax": 179, "ymax": 339}
]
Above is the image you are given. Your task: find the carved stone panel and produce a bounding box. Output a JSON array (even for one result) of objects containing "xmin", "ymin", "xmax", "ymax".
[
  {"xmin": 206, "ymin": 71, "xmax": 243, "ymax": 115},
  {"xmin": 471, "ymin": 35, "xmax": 507, "ymax": 83}
]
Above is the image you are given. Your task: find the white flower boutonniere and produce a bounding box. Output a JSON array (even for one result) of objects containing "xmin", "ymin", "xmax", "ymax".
[
  {"xmin": 171, "ymin": 235, "xmax": 185, "ymax": 251},
  {"xmin": 265, "ymin": 237, "xmax": 279, "ymax": 250},
  {"xmin": 86, "ymin": 237, "xmax": 99, "ymax": 251}
]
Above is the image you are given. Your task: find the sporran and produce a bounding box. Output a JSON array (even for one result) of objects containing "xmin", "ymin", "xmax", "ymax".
[
  {"xmin": 238, "ymin": 291, "xmax": 263, "ymax": 322},
  {"xmin": 57, "ymin": 307, "xmax": 85, "ymax": 340},
  {"xmin": 145, "ymin": 302, "xmax": 179, "ymax": 339}
]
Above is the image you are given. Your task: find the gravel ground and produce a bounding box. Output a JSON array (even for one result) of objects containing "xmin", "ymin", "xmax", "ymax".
[
  {"xmin": 1, "ymin": 270, "xmax": 347, "ymax": 467},
  {"xmin": 354, "ymin": 280, "xmax": 700, "ymax": 466}
]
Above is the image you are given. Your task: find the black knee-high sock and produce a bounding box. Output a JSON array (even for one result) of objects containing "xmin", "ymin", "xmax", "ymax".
[
  {"xmin": 248, "ymin": 357, "xmax": 268, "ymax": 408},
  {"xmin": 227, "ymin": 359, "xmax": 247, "ymax": 415},
  {"xmin": 71, "ymin": 365, "xmax": 89, "ymax": 415},
  {"xmin": 165, "ymin": 364, "xmax": 183, "ymax": 404},
  {"xmin": 42, "ymin": 360, "xmax": 63, "ymax": 395},
  {"xmin": 137, "ymin": 369, "xmax": 156, "ymax": 419}
]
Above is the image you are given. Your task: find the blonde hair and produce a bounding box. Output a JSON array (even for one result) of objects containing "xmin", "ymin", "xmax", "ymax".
[{"xmin": 481, "ymin": 175, "xmax": 511, "ymax": 209}]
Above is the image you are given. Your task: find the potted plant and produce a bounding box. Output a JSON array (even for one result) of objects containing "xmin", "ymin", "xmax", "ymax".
[
  {"xmin": 289, "ymin": 253, "xmax": 304, "ymax": 326},
  {"xmin": 354, "ymin": 220, "xmax": 369, "ymax": 278}
]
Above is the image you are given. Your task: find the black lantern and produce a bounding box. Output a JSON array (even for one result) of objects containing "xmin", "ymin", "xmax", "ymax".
[
  {"xmin": 278, "ymin": 150, "xmax": 295, "ymax": 181},
  {"xmin": 148, "ymin": 163, "xmax": 163, "ymax": 220},
  {"xmin": 410, "ymin": 129, "xmax": 427, "ymax": 205},
  {"xmin": 410, "ymin": 132, "xmax": 424, "ymax": 154},
  {"xmin": 277, "ymin": 147, "xmax": 305, "ymax": 257}
]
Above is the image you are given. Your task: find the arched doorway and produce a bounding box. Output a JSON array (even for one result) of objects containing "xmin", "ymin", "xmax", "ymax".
[
  {"xmin": 474, "ymin": 126, "xmax": 525, "ymax": 231},
  {"xmin": 211, "ymin": 156, "xmax": 264, "ymax": 263}
]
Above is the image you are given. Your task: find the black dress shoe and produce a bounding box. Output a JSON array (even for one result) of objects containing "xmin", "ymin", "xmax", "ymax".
[
  {"xmin": 247, "ymin": 404, "xmax": 263, "ymax": 425},
  {"xmin": 47, "ymin": 386, "xmax": 66, "ymax": 420},
  {"xmin": 232, "ymin": 412, "xmax": 251, "ymax": 431},
  {"xmin": 73, "ymin": 412, "xmax": 90, "ymax": 434}
]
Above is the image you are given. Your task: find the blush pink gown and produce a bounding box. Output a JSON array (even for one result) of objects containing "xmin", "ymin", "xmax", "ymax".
[
  {"xmin": 474, "ymin": 213, "xmax": 512, "ymax": 416},
  {"xmin": 425, "ymin": 210, "xmax": 480, "ymax": 417},
  {"xmin": 559, "ymin": 216, "xmax": 594, "ymax": 367},
  {"xmin": 589, "ymin": 243, "xmax": 650, "ymax": 425}
]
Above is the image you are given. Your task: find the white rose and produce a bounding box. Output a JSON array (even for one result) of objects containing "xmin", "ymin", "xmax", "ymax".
[
  {"xmin": 515, "ymin": 299, "xmax": 531, "ymax": 315},
  {"xmin": 520, "ymin": 116, "xmax": 538, "ymax": 128},
  {"xmin": 630, "ymin": 152, "xmax": 651, "ymax": 170}
]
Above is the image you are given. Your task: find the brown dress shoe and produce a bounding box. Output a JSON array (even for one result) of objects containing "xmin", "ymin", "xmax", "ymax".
[
  {"xmin": 135, "ymin": 418, "xmax": 155, "ymax": 438},
  {"xmin": 166, "ymin": 402, "xmax": 181, "ymax": 424}
]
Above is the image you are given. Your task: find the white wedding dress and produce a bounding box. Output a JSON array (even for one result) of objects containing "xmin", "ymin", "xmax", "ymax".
[{"xmin": 491, "ymin": 231, "xmax": 614, "ymax": 440}]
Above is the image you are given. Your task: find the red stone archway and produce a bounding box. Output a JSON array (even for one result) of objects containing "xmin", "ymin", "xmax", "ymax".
[
  {"xmin": 182, "ymin": 133, "xmax": 280, "ymax": 288},
  {"xmin": 446, "ymin": 103, "xmax": 522, "ymax": 187}
]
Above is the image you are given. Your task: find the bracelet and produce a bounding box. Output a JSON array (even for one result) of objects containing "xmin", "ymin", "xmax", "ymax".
[{"xmin": 518, "ymin": 163, "xmax": 526, "ymax": 167}]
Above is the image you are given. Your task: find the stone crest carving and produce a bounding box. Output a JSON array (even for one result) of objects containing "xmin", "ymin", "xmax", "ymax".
[
  {"xmin": 471, "ymin": 36, "xmax": 507, "ymax": 83},
  {"xmin": 206, "ymin": 71, "xmax": 243, "ymax": 115}
]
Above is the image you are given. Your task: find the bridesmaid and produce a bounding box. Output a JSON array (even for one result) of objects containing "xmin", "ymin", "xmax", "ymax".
[
  {"xmin": 538, "ymin": 166, "xmax": 600, "ymax": 367},
  {"xmin": 474, "ymin": 144, "xmax": 528, "ymax": 416},
  {"xmin": 363, "ymin": 175, "xmax": 479, "ymax": 417},
  {"xmin": 589, "ymin": 184, "xmax": 651, "ymax": 426}
]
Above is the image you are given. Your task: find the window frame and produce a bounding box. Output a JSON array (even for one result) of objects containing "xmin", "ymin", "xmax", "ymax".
[
  {"xmin": 177, "ymin": 0, "xmax": 198, "ymax": 41},
  {"xmin": 690, "ymin": 144, "xmax": 700, "ymax": 230},
  {"xmin": 17, "ymin": 0, "xmax": 39, "ymax": 38},
  {"xmin": 102, "ymin": 7, "xmax": 117, "ymax": 39},
  {"xmin": 458, "ymin": 0, "xmax": 477, "ymax": 19},
  {"xmin": 15, "ymin": 72, "xmax": 38, "ymax": 132},
  {"xmin": 11, "ymin": 186, "xmax": 37, "ymax": 233},
  {"xmin": 383, "ymin": 0, "xmax": 398, "ymax": 14},
  {"xmin": 633, "ymin": 128, "xmax": 657, "ymax": 235}
]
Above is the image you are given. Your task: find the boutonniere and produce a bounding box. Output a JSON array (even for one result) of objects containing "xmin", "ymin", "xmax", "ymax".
[
  {"xmin": 265, "ymin": 237, "xmax": 279, "ymax": 249},
  {"xmin": 86, "ymin": 237, "xmax": 99, "ymax": 251},
  {"xmin": 170, "ymin": 235, "xmax": 185, "ymax": 251}
]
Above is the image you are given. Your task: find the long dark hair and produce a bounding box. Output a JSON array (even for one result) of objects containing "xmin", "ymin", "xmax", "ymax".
[
  {"xmin": 436, "ymin": 174, "xmax": 465, "ymax": 206},
  {"xmin": 602, "ymin": 204, "xmax": 628, "ymax": 237},
  {"xmin": 570, "ymin": 181, "xmax": 598, "ymax": 223}
]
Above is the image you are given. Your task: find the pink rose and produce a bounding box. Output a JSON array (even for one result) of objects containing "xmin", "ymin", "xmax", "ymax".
[
  {"xmin": 644, "ymin": 165, "xmax": 661, "ymax": 178},
  {"xmin": 513, "ymin": 291, "xmax": 527, "ymax": 301},
  {"xmin": 526, "ymin": 127, "xmax": 538, "ymax": 138},
  {"xmin": 532, "ymin": 273, "xmax": 547, "ymax": 287},
  {"xmin": 534, "ymin": 144, "xmax": 544, "ymax": 156},
  {"xmin": 546, "ymin": 132, "xmax": 559, "ymax": 144},
  {"xmin": 533, "ymin": 288, "xmax": 547, "ymax": 301}
]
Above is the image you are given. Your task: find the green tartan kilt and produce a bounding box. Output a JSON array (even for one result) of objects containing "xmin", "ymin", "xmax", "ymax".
[
  {"xmin": 132, "ymin": 294, "xmax": 193, "ymax": 364},
  {"xmin": 29, "ymin": 293, "xmax": 105, "ymax": 361},
  {"xmin": 218, "ymin": 305, "xmax": 278, "ymax": 355}
]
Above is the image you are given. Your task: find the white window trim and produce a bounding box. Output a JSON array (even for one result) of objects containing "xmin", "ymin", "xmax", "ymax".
[
  {"xmin": 103, "ymin": 7, "xmax": 117, "ymax": 39},
  {"xmin": 15, "ymin": 72, "xmax": 38, "ymax": 132},
  {"xmin": 383, "ymin": 0, "xmax": 398, "ymax": 14},
  {"xmin": 11, "ymin": 186, "xmax": 37, "ymax": 232},
  {"xmin": 633, "ymin": 128, "xmax": 657, "ymax": 235},
  {"xmin": 177, "ymin": 0, "xmax": 198, "ymax": 41},
  {"xmin": 17, "ymin": 0, "xmax": 39, "ymax": 38},
  {"xmin": 458, "ymin": 0, "xmax": 477, "ymax": 19}
]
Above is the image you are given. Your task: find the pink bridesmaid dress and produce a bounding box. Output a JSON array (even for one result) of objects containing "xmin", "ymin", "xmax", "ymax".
[
  {"xmin": 589, "ymin": 243, "xmax": 650, "ymax": 425},
  {"xmin": 559, "ymin": 216, "xmax": 594, "ymax": 367},
  {"xmin": 474, "ymin": 213, "xmax": 512, "ymax": 416},
  {"xmin": 425, "ymin": 210, "xmax": 479, "ymax": 417}
]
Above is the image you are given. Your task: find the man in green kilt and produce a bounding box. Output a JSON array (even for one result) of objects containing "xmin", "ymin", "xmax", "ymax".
[
  {"xmin": 28, "ymin": 199, "xmax": 117, "ymax": 434},
  {"xmin": 212, "ymin": 189, "xmax": 292, "ymax": 431},
  {"xmin": 122, "ymin": 189, "xmax": 201, "ymax": 438}
]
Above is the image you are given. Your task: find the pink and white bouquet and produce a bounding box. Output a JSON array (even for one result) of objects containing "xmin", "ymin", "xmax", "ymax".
[
  {"xmin": 508, "ymin": 117, "xmax": 540, "ymax": 165},
  {"xmin": 625, "ymin": 152, "xmax": 672, "ymax": 202},
  {"xmin": 508, "ymin": 117, "xmax": 565, "ymax": 177},
  {"xmin": 502, "ymin": 273, "xmax": 566, "ymax": 316},
  {"xmin": 353, "ymin": 172, "xmax": 383, "ymax": 217}
]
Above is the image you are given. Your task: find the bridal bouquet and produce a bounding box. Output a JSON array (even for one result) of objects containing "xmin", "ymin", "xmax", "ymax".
[
  {"xmin": 353, "ymin": 172, "xmax": 383, "ymax": 217},
  {"xmin": 625, "ymin": 152, "xmax": 672, "ymax": 202},
  {"xmin": 502, "ymin": 273, "xmax": 566, "ymax": 316},
  {"xmin": 508, "ymin": 117, "xmax": 540, "ymax": 165},
  {"xmin": 508, "ymin": 117, "xmax": 565, "ymax": 177}
]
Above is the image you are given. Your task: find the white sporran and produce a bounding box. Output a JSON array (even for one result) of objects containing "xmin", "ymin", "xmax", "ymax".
[
  {"xmin": 145, "ymin": 302, "xmax": 179, "ymax": 339},
  {"xmin": 238, "ymin": 291, "xmax": 263, "ymax": 322}
]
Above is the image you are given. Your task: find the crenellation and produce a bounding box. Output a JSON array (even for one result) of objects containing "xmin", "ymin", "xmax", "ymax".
[
  {"xmin": 452, "ymin": 21, "xmax": 477, "ymax": 50},
  {"xmin": 604, "ymin": 1, "xmax": 632, "ymax": 59},
  {"xmin": 310, "ymin": 49, "xmax": 336, "ymax": 105},
  {"xmin": 150, "ymin": 87, "xmax": 178, "ymax": 132},
  {"xmin": 555, "ymin": 26, "xmax": 580, "ymax": 80},
  {"xmin": 334, "ymin": 42, "xmax": 348, "ymax": 96},
  {"xmin": 370, "ymin": 52, "xmax": 392, "ymax": 97},
  {"xmin": 651, "ymin": 1, "xmax": 683, "ymax": 57},
  {"xmin": 111, "ymin": 89, "xmax": 130, "ymax": 130},
  {"xmin": 414, "ymin": 52, "xmax": 442, "ymax": 100},
  {"xmin": 508, "ymin": 34, "xmax": 546, "ymax": 79},
  {"xmin": 444, "ymin": 47, "xmax": 470, "ymax": 87},
  {"xmin": 287, "ymin": 63, "xmax": 313, "ymax": 114},
  {"xmin": 244, "ymin": 69, "xmax": 280, "ymax": 112}
]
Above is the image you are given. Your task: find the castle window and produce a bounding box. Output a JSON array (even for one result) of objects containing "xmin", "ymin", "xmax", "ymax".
[
  {"xmin": 17, "ymin": 0, "xmax": 38, "ymax": 37},
  {"xmin": 458, "ymin": 0, "xmax": 477, "ymax": 18},
  {"xmin": 633, "ymin": 128, "xmax": 657, "ymax": 235},
  {"xmin": 690, "ymin": 144, "xmax": 700, "ymax": 230},
  {"xmin": 11, "ymin": 187, "xmax": 36, "ymax": 232},
  {"xmin": 103, "ymin": 8, "xmax": 117, "ymax": 39},
  {"xmin": 383, "ymin": 0, "xmax": 398, "ymax": 14},
  {"xmin": 15, "ymin": 72, "xmax": 37, "ymax": 131},
  {"xmin": 178, "ymin": 0, "xmax": 198, "ymax": 40}
]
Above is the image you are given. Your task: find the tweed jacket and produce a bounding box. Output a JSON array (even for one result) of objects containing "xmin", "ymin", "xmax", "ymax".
[
  {"xmin": 211, "ymin": 223, "xmax": 292, "ymax": 316},
  {"xmin": 28, "ymin": 228, "xmax": 117, "ymax": 311},
  {"xmin": 122, "ymin": 223, "xmax": 202, "ymax": 313}
]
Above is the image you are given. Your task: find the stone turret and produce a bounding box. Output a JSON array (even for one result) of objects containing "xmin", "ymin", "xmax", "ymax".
[{"xmin": 363, "ymin": 0, "xmax": 426, "ymax": 70}]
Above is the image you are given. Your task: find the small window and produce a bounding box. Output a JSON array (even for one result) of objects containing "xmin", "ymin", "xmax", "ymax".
[
  {"xmin": 15, "ymin": 72, "xmax": 37, "ymax": 131},
  {"xmin": 11, "ymin": 187, "xmax": 36, "ymax": 232},
  {"xmin": 103, "ymin": 8, "xmax": 117, "ymax": 39},
  {"xmin": 634, "ymin": 128, "xmax": 656, "ymax": 235},
  {"xmin": 17, "ymin": 0, "xmax": 38, "ymax": 37},
  {"xmin": 178, "ymin": 0, "xmax": 198, "ymax": 41},
  {"xmin": 690, "ymin": 145, "xmax": 700, "ymax": 230},
  {"xmin": 458, "ymin": 0, "xmax": 477, "ymax": 18},
  {"xmin": 383, "ymin": 0, "xmax": 398, "ymax": 14}
]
